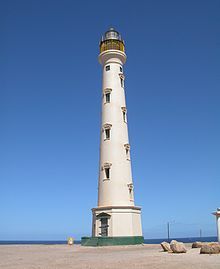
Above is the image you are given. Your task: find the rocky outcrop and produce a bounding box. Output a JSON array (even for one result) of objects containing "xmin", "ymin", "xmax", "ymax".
[
  {"xmin": 170, "ymin": 241, "xmax": 187, "ymax": 253},
  {"xmin": 208, "ymin": 242, "xmax": 220, "ymax": 246},
  {"xmin": 200, "ymin": 243, "xmax": 220, "ymax": 254},
  {"xmin": 161, "ymin": 242, "xmax": 171, "ymax": 252},
  {"xmin": 192, "ymin": 242, "xmax": 204, "ymax": 248}
]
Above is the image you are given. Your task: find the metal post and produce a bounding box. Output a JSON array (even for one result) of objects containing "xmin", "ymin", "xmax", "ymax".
[{"xmin": 167, "ymin": 222, "xmax": 170, "ymax": 242}]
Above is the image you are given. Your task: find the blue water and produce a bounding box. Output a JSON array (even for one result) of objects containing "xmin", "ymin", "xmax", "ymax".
[
  {"xmin": 144, "ymin": 236, "xmax": 217, "ymax": 244},
  {"xmin": 0, "ymin": 237, "xmax": 217, "ymax": 245}
]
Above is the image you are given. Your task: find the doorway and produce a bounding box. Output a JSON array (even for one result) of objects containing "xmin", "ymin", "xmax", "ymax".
[
  {"xmin": 100, "ymin": 217, "xmax": 108, "ymax": 236},
  {"xmin": 97, "ymin": 212, "xmax": 110, "ymax": 237}
]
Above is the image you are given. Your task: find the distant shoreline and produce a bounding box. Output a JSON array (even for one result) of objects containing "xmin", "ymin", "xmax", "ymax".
[{"xmin": 0, "ymin": 236, "xmax": 217, "ymax": 245}]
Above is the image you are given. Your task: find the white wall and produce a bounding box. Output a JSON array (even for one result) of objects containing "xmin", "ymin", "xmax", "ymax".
[
  {"xmin": 98, "ymin": 50, "xmax": 134, "ymax": 207},
  {"xmin": 92, "ymin": 207, "xmax": 142, "ymax": 237},
  {"xmin": 217, "ymin": 216, "xmax": 220, "ymax": 242},
  {"xmin": 91, "ymin": 49, "xmax": 143, "ymax": 238}
]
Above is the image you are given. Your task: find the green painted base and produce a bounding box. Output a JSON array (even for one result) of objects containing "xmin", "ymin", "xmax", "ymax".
[{"xmin": 81, "ymin": 236, "xmax": 144, "ymax": 246}]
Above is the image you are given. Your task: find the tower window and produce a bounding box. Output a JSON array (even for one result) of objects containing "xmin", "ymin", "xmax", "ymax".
[
  {"xmin": 120, "ymin": 66, "xmax": 123, "ymax": 72},
  {"xmin": 106, "ymin": 65, "xmax": 110, "ymax": 71},
  {"xmin": 105, "ymin": 93, "xmax": 110, "ymax": 103},
  {"xmin": 124, "ymin": 144, "xmax": 130, "ymax": 161},
  {"xmin": 102, "ymin": 162, "xmax": 112, "ymax": 180},
  {"xmin": 105, "ymin": 168, "xmax": 110, "ymax": 179},
  {"xmin": 103, "ymin": 123, "xmax": 112, "ymax": 140},
  {"xmin": 105, "ymin": 129, "xmax": 110, "ymax": 139},
  {"xmin": 120, "ymin": 78, "xmax": 124, "ymax": 87},
  {"xmin": 128, "ymin": 183, "xmax": 134, "ymax": 201},
  {"xmin": 103, "ymin": 88, "xmax": 112, "ymax": 104},
  {"xmin": 121, "ymin": 107, "xmax": 127, "ymax": 123},
  {"xmin": 123, "ymin": 111, "xmax": 126, "ymax": 122},
  {"xmin": 119, "ymin": 74, "xmax": 125, "ymax": 88}
]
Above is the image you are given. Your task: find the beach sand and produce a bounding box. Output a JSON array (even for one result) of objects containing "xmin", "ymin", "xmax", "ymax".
[{"xmin": 0, "ymin": 243, "xmax": 220, "ymax": 269}]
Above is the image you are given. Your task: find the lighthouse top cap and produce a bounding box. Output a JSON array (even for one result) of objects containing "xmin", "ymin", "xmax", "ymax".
[
  {"xmin": 99, "ymin": 28, "xmax": 125, "ymax": 54},
  {"xmin": 212, "ymin": 208, "xmax": 220, "ymax": 216},
  {"xmin": 101, "ymin": 27, "xmax": 122, "ymax": 42}
]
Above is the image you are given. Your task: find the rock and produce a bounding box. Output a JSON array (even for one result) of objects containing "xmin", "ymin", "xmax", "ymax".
[
  {"xmin": 161, "ymin": 242, "xmax": 171, "ymax": 252},
  {"xmin": 200, "ymin": 244, "xmax": 220, "ymax": 254},
  {"xmin": 192, "ymin": 242, "xmax": 204, "ymax": 248},
  {"xmin": 170, "ymin": 240, "xmax": 178, "ymax": 244},
  {"xmin": 170, "ymin": 241, "xmax": 187, "ymax": 253},
  {"xmin": 208, "ymin": 242, "xmax": 220, "ymax": 246}
]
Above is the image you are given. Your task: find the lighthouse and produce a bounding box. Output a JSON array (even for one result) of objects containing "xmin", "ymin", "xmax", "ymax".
[
  {"xmin": 81, "ymin": 28, "xmax": 143, "ymax": 246},
  {"xmin": 212, "ymin": 208, "xmax": 220, "ymax": 242}
]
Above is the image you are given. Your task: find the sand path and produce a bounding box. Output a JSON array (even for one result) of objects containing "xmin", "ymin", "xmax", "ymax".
[{"xmin": 0, "ymin": 244, "xmax": 220, "ymax": 269}]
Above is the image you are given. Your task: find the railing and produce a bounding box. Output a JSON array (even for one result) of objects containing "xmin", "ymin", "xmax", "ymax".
[{"xmin": 100, "ymin": 39, "xmax": 125, "ymax": 53}]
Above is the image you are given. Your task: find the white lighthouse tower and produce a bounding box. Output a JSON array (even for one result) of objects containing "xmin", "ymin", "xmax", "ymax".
[
  {"xmin": 82, "ymin": 28, "xmax": 143, "ymax": 246},
  {"xmin": 212, "ymin": 208, "xmax": 220, "ymax": 242}
]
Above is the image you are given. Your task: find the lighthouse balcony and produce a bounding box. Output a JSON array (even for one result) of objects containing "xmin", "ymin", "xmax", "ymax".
[{"xmin": 100, "ymin": 39, "xmax": 125, "ymax": 53}]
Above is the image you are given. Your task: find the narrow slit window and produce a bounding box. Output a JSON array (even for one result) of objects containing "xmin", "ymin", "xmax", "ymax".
[
  {"xmin": 103, "ymin": 88, "xmax": 112, "ymax": 104},
  {"xmin": 105, "ymin": 129, "xmax": 110, "ymax": 139},
  {"xmin": 105, "ymin": 92, "xmax": 110, "ymax": 103},
  {"xmin": 126, "ymin": 148, "xmax": 130, "ymax": 160},
  {"xmin": 128, "ymin": 183, "xmax": 134, "ymax": 201},
  {"xmin": 129, "ymin": 187, "xmax": 133, "ymax": 200},
  {"xmin": 119, "ymin": 74, "xmax": 125, "ymax": 88},
  {"xmin": 124, "ymin": 144, "xmax": 130, "ymax": 160},
  {"xmin": 103, "ymin": 123, "xmax": 112, "ymax": 140},
  {"xmin": 120, "ymin": 66, "xmax": 123, "ymax": 72},
  {"xmin": 121, "ymin": 107, "xmax": 127, "ymax": 123},
  {"xmin": 120, "ymin": 77, "xmax": 124, "ymax": 88},
  {"xmin": 102, "ymin": 162, "xmax": 112, "ymax": 180},
  {"xmin": 123, "ymin": 111, "xmax": 126, "ymax": 122},
  {"xmin": 105, "ymin": 168, "xmax": 110, "ymax": 179},
  {"xmin": 106, "ymin": 65, "xmax": 110, "ymax": 71}
]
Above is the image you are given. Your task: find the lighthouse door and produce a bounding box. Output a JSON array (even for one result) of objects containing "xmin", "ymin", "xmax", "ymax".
[
  {"xmin": 100, "ymin": 217, "xmax": 108, "ymax": 236},
  {"xmin": 97, "ymin": 212, "xmax": 110, "ymax": 237}
]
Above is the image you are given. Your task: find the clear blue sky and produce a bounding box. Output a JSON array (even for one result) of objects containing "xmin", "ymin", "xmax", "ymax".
[{"xmin": 0, "ymin": 0, "xmax": 219, "ymax": 240}]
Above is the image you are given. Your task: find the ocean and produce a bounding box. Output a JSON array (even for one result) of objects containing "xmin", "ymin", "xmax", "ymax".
[{"xmin": 0, "ymin": 236, "xmax": 217, "ymax": 245}]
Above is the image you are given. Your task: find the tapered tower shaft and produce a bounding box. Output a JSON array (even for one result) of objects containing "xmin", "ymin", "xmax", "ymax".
[
  {"xmin": 213, "ymin": 208, "xmax": 220, "ymax": 242},
  {"xmin": 82, "ymin": 28, "xmax": 143, "ymax": 245},
  {"xmin": 98, "ymin": 31, "xmax": 134, "ymax": 208}
]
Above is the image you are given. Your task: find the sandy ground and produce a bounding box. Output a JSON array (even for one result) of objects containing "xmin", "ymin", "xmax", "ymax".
[{"xmin": 0, "ymin": 244, "xmax": 220, "ymax": 269}]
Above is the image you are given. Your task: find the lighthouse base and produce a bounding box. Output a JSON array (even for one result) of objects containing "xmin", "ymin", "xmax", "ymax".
[
  {"xmin": 82, "ymin": 205, "xmax": 143, "ymax": 246},
  {"xmin": 81, "ymin": 236, "xmax": 144, "ymax": 246}
]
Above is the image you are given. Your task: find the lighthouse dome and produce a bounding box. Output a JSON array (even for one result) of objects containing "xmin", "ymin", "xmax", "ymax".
[{"xmin": 104, "ymin": 28, "xmax": 121, "ymax": 41}]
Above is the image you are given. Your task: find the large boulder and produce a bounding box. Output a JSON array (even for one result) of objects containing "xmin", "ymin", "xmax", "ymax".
[
  {"xmin": 170, "ymin": 240, "xmax": 178, "ymax": 244},
  {"xmin": 161, "ymin": 241, "xmax": 171, "ymax": 252},
  {"xmin": 200, "ymin": 244, "xmax": 220, "ymax": 254},
  {"xmin": 192, "ymin": 242, "xmax": 204, "ymax": 248},
  {"xmin": 208, "ymin": 242, "xmax": 220, "ymax": 246},
  {"xmin": 170, "ymin": 241, "xmax": 187, "ymax": 253}
]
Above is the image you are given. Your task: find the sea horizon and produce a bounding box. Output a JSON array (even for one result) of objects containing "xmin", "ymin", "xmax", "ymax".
[{"xmin": 0, "ymin": 236, "xmax": 217, "ymax": 245}]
